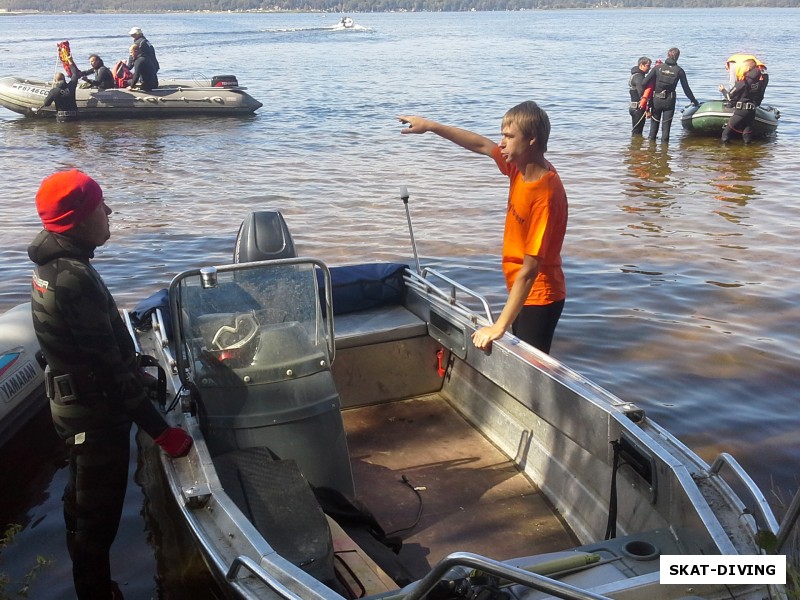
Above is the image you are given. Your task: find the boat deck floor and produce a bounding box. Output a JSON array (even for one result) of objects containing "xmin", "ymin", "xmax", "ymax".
[{"xmin": 342, "ymin": 395, "xmax": 578, "ymax": 579}]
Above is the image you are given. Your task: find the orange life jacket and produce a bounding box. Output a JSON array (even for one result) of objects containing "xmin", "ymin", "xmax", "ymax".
[{"xmin": 638, "ymin": 60, "xmax": 662, "ymax": 110}]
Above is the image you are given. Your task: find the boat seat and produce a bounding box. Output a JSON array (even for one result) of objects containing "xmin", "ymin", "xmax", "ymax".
[
  {"xmin": 213, "ymin": 448, "xmax": 338, "ymax": 587},
  {"xmin": 334, "ymin": 305, "xmax": 427, "ymax": 350}
]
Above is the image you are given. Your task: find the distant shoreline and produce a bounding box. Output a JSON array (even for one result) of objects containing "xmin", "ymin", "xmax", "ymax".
[{"xmin": 1, "ymin": 6, "xmax": 797, "ymax": 13}]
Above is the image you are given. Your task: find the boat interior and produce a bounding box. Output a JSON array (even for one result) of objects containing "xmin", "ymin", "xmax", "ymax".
[{"xmin": 129, "ymin": 210, "xmax": 787, "ymax": 600}]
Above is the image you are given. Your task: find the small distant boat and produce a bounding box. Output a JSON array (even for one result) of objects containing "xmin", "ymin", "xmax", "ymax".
[
  {"xmin": 0, "ymin": 303, "xmax": 46, "ymax": 448},
  {"xmin": 0, "ymin": 74, "xmax": 263, "ymax": 119},
  {"xmin": 338, "ymin": 16, "xmax": 355, "ymax": 28},
  {"xmin": 681, "ymin": 100, "xmax": 780, "ymax": 139}
]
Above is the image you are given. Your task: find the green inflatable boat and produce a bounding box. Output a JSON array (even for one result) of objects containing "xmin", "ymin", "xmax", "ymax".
[{"xmin": 681, "ymin": 100, "xmax": 780, "ymax": 139}]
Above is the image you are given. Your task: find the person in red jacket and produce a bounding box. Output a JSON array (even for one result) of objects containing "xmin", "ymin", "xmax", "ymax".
[{"xmin": 29, "ymin": 170, "xmax": 192, "ymax": 599}]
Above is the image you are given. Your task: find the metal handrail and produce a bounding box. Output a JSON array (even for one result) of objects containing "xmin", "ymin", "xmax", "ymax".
[
  {"xmin": 122, "ymin": 309, "xmax": 141, "ymax": 355},
  {"xmin": 226, "ymin": 555, "xmax": 305, "ymax": 600},
  {"xmin": 151, "ymin": 309, "xmax": 177, "ymax": 373},
  {"xmin": 710, "ymin": 452, "xmax": 780, "ymax": 534},
  {"xmin": 405, "ymin": 267, "xmax": 495, "ymax": 324},
  {"xmin": 402, "ymin": 552, "xmax": 612, "ymax": 600}
]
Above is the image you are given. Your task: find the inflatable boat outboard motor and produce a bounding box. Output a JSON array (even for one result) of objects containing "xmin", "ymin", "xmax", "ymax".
[{"xmin": 234, "ymin": 210, "xmax": 297, "ymax": 263}]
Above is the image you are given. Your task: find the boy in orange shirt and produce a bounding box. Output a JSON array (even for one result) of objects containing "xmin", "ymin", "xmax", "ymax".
[{"xmin": 398, "ymin": 101, "xmax": 567, "ymax": 354}]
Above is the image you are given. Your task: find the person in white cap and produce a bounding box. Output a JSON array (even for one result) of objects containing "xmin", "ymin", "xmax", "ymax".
[{"xmin": 127, "ymin": 26, "xmax": 159, "ymax": 73}]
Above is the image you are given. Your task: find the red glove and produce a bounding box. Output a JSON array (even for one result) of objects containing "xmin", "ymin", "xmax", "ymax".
[{"xmin": 154, "ymin": 427, "xmax": 193, "ymax": 458}]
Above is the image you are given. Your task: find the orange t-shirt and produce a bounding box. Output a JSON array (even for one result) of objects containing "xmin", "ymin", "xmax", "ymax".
[{"xmin": 492, "ymin": 145, "xmax": 567, "ymax": 306}]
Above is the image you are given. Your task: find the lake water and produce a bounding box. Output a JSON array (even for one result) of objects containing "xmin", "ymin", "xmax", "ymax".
[{"xmin": 1, "ymin": 8, "xmax": 799, "ymax": 599}]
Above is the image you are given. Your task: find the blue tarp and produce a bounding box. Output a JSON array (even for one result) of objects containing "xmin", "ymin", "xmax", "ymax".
[{"xmin": 317, "ymin": 263, "xmax": 408, "ymax": 316}]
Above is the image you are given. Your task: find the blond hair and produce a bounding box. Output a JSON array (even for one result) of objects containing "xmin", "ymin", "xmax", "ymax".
[{"xmin": 502, "ymin": 101, "xmax": 551, "ymax": 153}]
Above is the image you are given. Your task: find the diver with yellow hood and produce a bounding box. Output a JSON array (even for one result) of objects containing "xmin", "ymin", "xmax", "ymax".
[{"xmin": 718, "ymin": 54, "xmax": 769, "ymax": 143}]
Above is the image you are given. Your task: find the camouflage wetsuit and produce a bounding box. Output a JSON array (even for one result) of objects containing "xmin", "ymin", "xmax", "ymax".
[{"xmin": 29, "ymin": 229, "xmax": 169, "ymax": 600}]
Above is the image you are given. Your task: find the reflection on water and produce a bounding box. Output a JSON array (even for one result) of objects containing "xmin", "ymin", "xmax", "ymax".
[
  {"xmin": 677, "ymin": 136, "xmax": 773, "ymax": 226},
  {"xmin": 621, "ymin": 137, "xmax": 676, "ymax": 234}
]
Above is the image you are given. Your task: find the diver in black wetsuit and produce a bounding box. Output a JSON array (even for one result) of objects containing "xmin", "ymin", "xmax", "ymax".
[
  {"xmin": 719, "ymin": 58, "xmax": 767, "ymax": 144},
  {"xmin": 40, "ymin": 62, "xmax": 80, "ymax": 122},
  {"xmin": 629, "ymin": 56, "xmax": 652, "ymax": 135},
  {"xmin": 642, "ymin": 47, "xmax": 699, "ymax": 143}
]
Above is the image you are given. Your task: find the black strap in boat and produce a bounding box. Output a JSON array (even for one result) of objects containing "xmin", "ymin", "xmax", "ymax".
[{"xmin": 605, "ymin": 440, "xmax": 621, "ymax": 540}]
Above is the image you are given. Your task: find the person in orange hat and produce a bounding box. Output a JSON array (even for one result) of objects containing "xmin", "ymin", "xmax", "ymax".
[{"xmin": 28, "ymin": 170, "xmax": 192, "ymax": 600}]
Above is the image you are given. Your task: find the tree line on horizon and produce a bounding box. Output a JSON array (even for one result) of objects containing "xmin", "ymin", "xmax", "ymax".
[{"xmin": 0, "ymin": 0, "xmax": 793, "ymax": 12}]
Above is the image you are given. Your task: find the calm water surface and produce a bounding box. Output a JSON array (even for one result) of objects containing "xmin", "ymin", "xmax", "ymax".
[{"xmin": 1, "ymin": 8, "xmax": 799, "ymax": 598}]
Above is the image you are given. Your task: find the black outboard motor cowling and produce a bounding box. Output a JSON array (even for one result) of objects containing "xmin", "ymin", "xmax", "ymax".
[{"xmin": 234, "ymin": 210, "xmax": 297, "ymax": 264}]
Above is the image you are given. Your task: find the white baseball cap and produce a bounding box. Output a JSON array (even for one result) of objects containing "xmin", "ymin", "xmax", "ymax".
[{"xmin": 129, "ymin": 27, "xmax": 143, "ymax": 36}]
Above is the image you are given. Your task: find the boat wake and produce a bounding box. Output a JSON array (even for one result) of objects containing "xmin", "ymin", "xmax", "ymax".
[{"xmin": 262, "ymin": 23, "xmax": 368, "ymax": 34}]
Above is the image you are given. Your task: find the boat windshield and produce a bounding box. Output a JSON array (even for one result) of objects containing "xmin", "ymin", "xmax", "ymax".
[{"xmin": 173, "ymin": 260, "xmax": 331, "ymax": 385}]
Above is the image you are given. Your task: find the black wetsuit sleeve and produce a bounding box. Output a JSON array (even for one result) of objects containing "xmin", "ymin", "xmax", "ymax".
[
  {"xmin": 679, "ymin": 69, "xmax": 697, "ymax": 103},
  {"xmin": 728, "ymin": 79, "xmax": 747, "ymax": 103},
  {"xmin": 98, "ymin": 66, "xmax": 114, "ymax": 89},
  {"xmin": 42, "ymin": 87, "xmax": 58, "ymax": 107},
  {"xmin": 54, "ymin": 263, "xmax": 168, "ymax": 438},
  {"xmin": 129, "ymin": 58, "xmax": 141, "ymax": 87}
]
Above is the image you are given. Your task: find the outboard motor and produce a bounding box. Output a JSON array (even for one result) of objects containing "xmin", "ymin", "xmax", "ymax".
[{"xmin": 234, "ymin": 210, "xmax": 297, "ymax": 264}]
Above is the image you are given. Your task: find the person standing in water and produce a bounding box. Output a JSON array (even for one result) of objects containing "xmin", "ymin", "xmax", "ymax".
[
  {"xmin": 398, "ymin": 101, "xmax": 568, "ymax": 354},
  {"xmin": 29, "ymin": 170, "xmax": 193, "ymax": 599}
]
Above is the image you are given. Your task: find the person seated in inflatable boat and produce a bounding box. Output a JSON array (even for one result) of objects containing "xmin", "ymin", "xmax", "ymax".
[
  {"xmin": 127, "ymin": 44, "xmax": 159, "ymax": 92},
  {"xmin": 79, "ymin": 54, "xmax": 115, "ymax": 90}
]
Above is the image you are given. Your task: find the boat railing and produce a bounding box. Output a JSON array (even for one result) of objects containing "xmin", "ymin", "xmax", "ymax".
[
  {"xmin": 122, "ymin": 306, "xmax": 177, "ymax": 373},
  {"xmin": 152, "ymin": 308, "xmax": 178, "ymax": 373},
  {"xmin": 226, "ymin": 555, "xmax": 317, "ymax": 600},
  {"xmin": 401, "ymin": 551, "xmax": 612, "ymax": 600},
  {"xmin": 404, "ymin": 267, "xmax": 495, "ymax": 324},
  {"xmin": 122, "ymin": 308, "xmax": 141, "ymax": 355},
  {"xmin": 709, "ymin": 453, "xmax": 781, "ymax": 539}
]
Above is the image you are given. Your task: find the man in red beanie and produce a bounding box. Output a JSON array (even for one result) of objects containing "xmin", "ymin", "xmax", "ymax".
[{"xmin": 28, "ymin": 169, "xmax": 192, "ymax": 600}]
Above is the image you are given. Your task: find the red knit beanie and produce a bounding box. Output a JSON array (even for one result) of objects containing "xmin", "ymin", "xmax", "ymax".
[{"xmin": 36, "ymin": 170, "xmax": 103, "ymax": 233}]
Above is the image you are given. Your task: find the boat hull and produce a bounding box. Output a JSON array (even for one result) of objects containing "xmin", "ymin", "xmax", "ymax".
[
  {"xmin": 681, "ymin": 99, "xmax": 779, "ymax": 138},
  {"xmin": 0, "ymin": 75, "xmax": 263, "ymax": 119},
  {"xmin": 0, "ymin": 303, "xmax": 46, "ymax": 448},
  {"xmin": 122, "ymin": 211, "xmax": 784, "ymax": 600}
]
